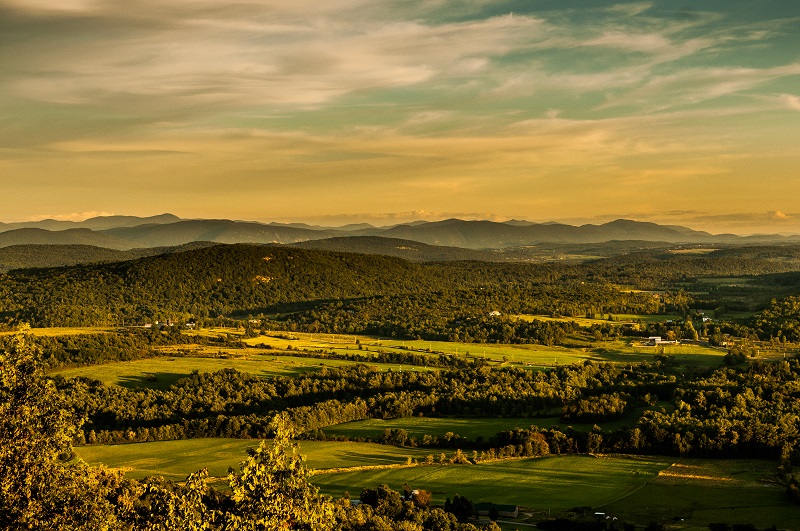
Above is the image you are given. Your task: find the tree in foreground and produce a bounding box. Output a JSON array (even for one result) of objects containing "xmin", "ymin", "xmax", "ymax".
[
  {"xmin": 225, "ymin": 413, "xmax": 336, "ymax": 530},
  {"xmin": 0, "ymin": 329, "xmax": 120, "ymax": 529}
]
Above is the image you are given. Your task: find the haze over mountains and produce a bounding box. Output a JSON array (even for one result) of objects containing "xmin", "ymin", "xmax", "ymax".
[
  {"xmin": 3, "ymin": 214, "xmax": 799, "ymax": 250},
  {"xmin": 1, "ymin": 213, "xmax": 799, "ymax": 271}
]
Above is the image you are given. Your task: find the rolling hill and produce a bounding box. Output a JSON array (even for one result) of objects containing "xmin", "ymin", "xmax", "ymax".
[{"xmin": 1, "ymin": 215, "xmax": 798, "ymax": 252}]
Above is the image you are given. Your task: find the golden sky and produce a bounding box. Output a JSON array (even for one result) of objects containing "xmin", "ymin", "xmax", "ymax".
[{"xmin": 1, "ymin": 1, "xmax": 799, "ymax": 234}]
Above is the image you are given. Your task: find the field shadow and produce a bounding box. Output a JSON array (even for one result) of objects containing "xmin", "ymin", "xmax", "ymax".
[
  {"xmin": 589, "ymin": 348, "xmax": 652, "ymax": 364},
  {"xmin": 259, "ymin": 365, "xmax": 321, "ymax": 378},
  {"xmin": 117, "ymin": 372, "xmax": 188, "ymax": 390},
  {"xmin": 334, "ymin": 449, "xmax": 406, "ymax": 465}
]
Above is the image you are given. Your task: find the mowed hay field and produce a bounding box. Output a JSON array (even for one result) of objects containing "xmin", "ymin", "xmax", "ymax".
[
  {"xmin": 323, "ymin": 417, "xmax": 543, "ymax": 441},
  {"xmin": 323, "ymin": 406, "xmax": 674, "ymax": 441},
  {"xmin": 600, "ymin": 458, "xmax": 800, "ymax": 530},
  {"xmin": 312, "ymin": 454, "xmax": 671, "ymax": 509},
  {"xmin": 75, "ymin": 439, "xmax": 434, "ymax": 482}
]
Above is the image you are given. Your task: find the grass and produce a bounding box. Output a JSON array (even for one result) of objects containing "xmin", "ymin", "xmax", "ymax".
[
  {"xmin": 50, "ymin": 328, "xmax": 730, "ymax": 389},
  {"xmin": 53, "ymin": 353, "xmax": 435, "ymax": 389},
  {"xmin": 587, "ymin": 339, "xmax": 727, "ymax": 370},
  {"xmin": 0, "ymin": 326, "xmax": 113, "ymax": 337},
  {"xmin": 323, "ymin": 418, "xmax": 542, "ymax": 441},
  {"xmin": 516, "ymin": 313, "xmax": 683, "ymax": 327},
  {"xmin": 75, "ymin": 438, "xmax": 434, "ymax": 482},
  {"xmin": 312, "ymin": 454, "xmax": 671, "ymax": 508},
  {"xmin": 75, "ymin": 437, "xmax": 798, "ymax": 529},
  {"xmin": 325, "ymin": 404, "xmax": 674, "ymax": 442},
  {"xmin": 600, "ymin": 458, "xmax": 799, "ymax": 529}
]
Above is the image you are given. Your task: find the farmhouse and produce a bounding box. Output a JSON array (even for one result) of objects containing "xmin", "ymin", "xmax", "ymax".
[{"xmin": 646, "ymin": 336, "xmax": 678, "ymax": 346}]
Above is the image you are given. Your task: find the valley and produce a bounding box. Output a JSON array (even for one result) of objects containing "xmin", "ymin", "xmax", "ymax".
[{"xmin": 4, "ymin": 234, "xmax": 800, "ymax": 529}]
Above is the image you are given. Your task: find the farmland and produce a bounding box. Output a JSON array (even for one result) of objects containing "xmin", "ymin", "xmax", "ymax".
[
  {"xmin": 75, "ymin": 438, "xmax": 434, "ymax": 482},
  {"xmin": 50, "ymin": 326, "xmax": 733, "ymax": 391},
  {"xmin": 74, "ymin": 436, "xmax": 800, "ymax": 529},
  {"xmin": 54, "ymin": 352, "xmax": 436, "ymax": 389}
]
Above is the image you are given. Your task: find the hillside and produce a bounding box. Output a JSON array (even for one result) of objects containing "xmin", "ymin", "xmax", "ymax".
[
  {"xmin": 0, "ymin": 242, "xmax": 220, "ymax": 272},
  {"xmin": 291, "ymin": 236, "xmax": 504, "ymax": 261},
  {"xmin": 0, "ymin": 245, "xmax": 432, "ymax": 326}
]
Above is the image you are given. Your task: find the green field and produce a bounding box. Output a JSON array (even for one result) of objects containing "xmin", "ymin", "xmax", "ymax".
[
  {"xmin": 75, "ymin": 438, "xmax": 434, "ymax": 482},
  {"xmin": 243, "ymin": 330, "xmax": 726, "ymax": 370},
  {"xmin": 313, "ymin": 454, "xmax": 670, "ymax": 508},
  {"xmin": 324, "ymin": 417, "xmax": 541, "ymax": 441},
  {"xmin": 54, "ymin": 353, "xmax": 435, "ymax": 389},
  {"xmin": 517, "ymin": 313, "xmax": 683, "ymax": 327},
  {"xmin": 75, "ymin": 437, "xmax": 798, "ymax": 529},
  {"xmin": 601, "ymin": 458, "xmax": 799, "ymax": 530},
  {"xmin": 325, "ymin": 407, "xmax": 673, "ymax": 442},
  {"xmin": 0, "ymin": 326, "xmax": 113, "ymax": 337}
]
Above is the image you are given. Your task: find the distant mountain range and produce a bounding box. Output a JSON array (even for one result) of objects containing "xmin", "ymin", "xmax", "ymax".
[{"xmin": 1, "ymin": 214, "xmax": 799, "ymax": 270}]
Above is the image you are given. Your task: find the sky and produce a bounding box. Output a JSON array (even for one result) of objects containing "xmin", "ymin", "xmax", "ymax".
[{"xmin": 1, "ymin": 0, "xmax": 799, "ymax": 234}]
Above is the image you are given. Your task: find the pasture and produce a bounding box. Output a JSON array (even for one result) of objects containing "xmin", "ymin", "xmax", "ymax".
[
  {"xmin": 50, "ymin": 327, "xmax": 731, "ymax": 389},
  {"xmin": 53, "ymin": 353, "xmax": 435, "ymax": 389},
  {"xmin": 323, "ymin": 417, "xmax": 542, "ymax": 441},
  {"xmin": 0, "ymin": 326, "xmax": 113, "ymax": 337},
  {"xmin": 312, "ymin": 454, "xmax": 671, "ymax": 509},
  {"xmin": 516, "ymin": 313, "xmax": 683, "ymax": 327},
  {"xmin": 75, "ymin": 438, "xmax": 433, "ymax": 482},
  {"xmin": 600, "ymin": 458, "xmax": 798, "ymax": 529},
  {"xmin": 325, "ymin": 405, "xmax": 673, "ymax": 442},
  {"xmin": 241, "ymin": 329, "xmax": 726, "ymax": 370},
  {"xmin": 74, "ymin": 438, "xmax": 797, "ymax": 529}
]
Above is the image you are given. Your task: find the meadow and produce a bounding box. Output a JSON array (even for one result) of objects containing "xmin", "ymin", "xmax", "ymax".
[
  {"xmin": 74, "ymin": 437, "xmax": 799, "ymax": 529},
  {"xmin": 322, "ymin": 404, "xmax": 674, "ymax": 442},
  {"xmin": 54, "ymin": 352, "xmax": 436, "ymax": 389},
  {"xmin": 311, "ymin": 454, "xmax": 669, "ymax": 516},
  {"xmin": 601, "ymin": 458, "xmax": 798, "ymax": 530},
  {"xmin": 75, "ymin": 438, "xmax": 434, "ymax": 482}
]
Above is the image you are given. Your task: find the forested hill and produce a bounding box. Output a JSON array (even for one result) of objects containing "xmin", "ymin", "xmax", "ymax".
[
  {"xmin": 291, "ymin": 236, "xmax": 504, "ymax": 262},
  {"xmin": 0, "ymin": 242, "xmax": 219, "ymax": 272},
  {"xmin": 0, "ymin": 245, "xmax": 436, "ymax": 326}
]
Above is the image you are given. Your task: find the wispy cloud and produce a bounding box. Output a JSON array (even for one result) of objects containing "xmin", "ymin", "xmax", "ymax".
[{"xmin": 0, "ymin": 1, "xmax": 798, "ymax": 229}]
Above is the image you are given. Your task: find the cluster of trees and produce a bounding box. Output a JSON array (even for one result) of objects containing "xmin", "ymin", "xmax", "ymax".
[{"xmin": 752, "ymin": 296, "xmax": 800, "ymax": 342}]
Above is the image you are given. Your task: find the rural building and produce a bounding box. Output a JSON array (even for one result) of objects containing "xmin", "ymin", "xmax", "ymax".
[
  {"xmin": 474, "ymin": 503, "xmax": 519, "ymax": 518},
  {"xmin": 647, "ymin": 336, "xmax": 678, "ymax": 346}
]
